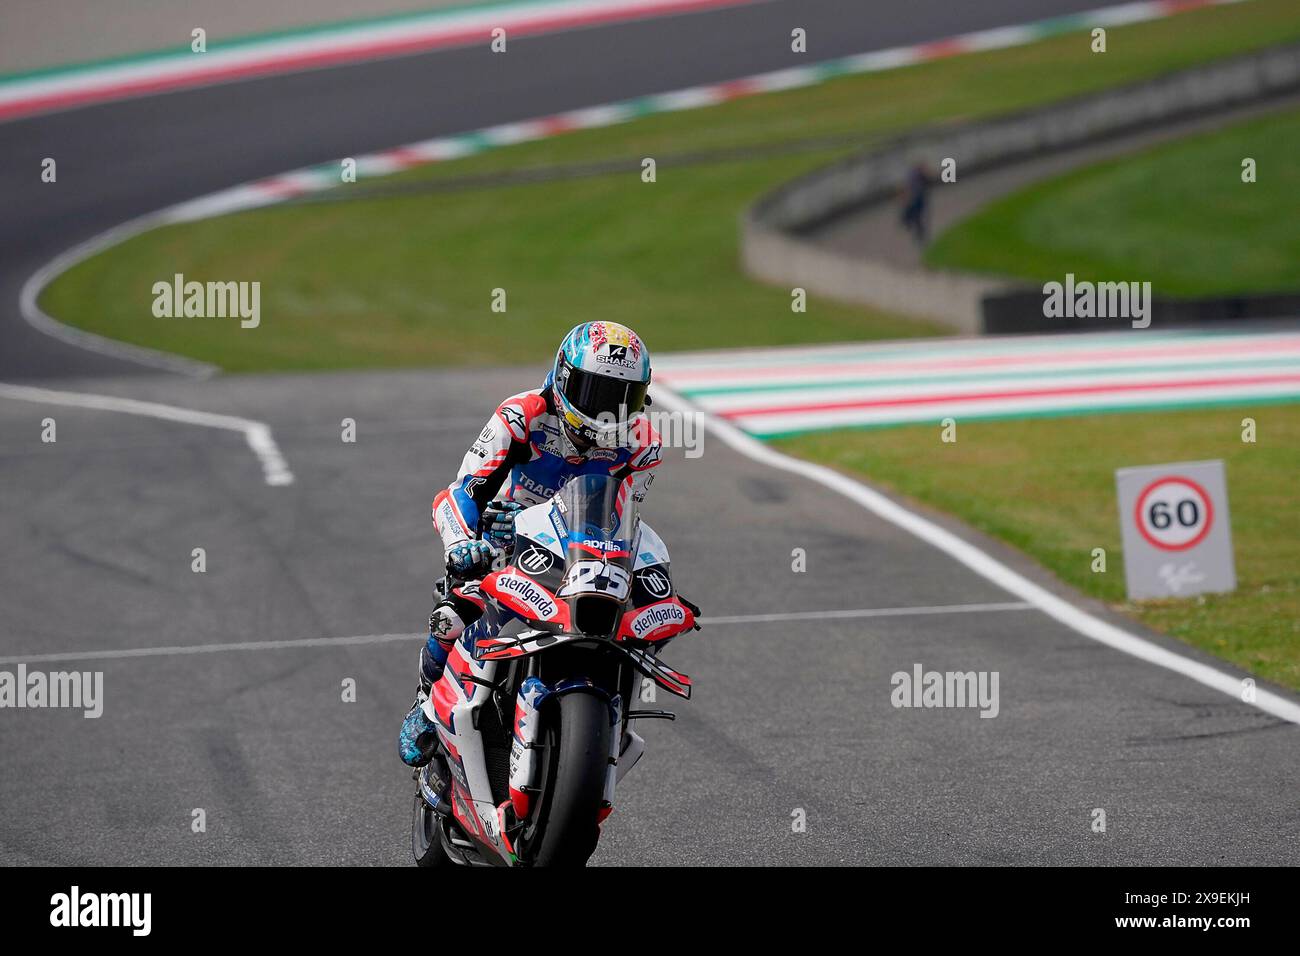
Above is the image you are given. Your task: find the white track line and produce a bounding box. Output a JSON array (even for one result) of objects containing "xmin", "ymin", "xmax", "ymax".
[
  {"xmin": 0, "ymin": 633, "xmax": 415, "ymax": 665},
  {"xmin": 16, "ymin": 0, "xmax": 1232, "ymax": 376},
  {"xmin": 703, "ymin": 602, "xmax": 1032, "ymax": 625},
  {"xmin": 0, "ymin": 383, "xmax": 293, "ymax": 486},
  {"xmin": 19, "ymin": 215, "xmax": 220, "ymax": 379},
  {"xmin": 653, "ymin": 384, "xmax": 1300, "ymax": 726},
  {"xmin": 0, "ymin": 602, "xmax": 1030, "ymax": 664}
]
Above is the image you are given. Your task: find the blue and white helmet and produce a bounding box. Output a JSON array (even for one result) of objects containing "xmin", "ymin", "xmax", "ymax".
[{"xmin": 548, "ymin": 322, "xmax": 651, "ymax": 447}]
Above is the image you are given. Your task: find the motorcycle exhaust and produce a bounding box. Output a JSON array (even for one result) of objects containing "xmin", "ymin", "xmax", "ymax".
[{"xmin": 418, "ymin": 755, "xmax": 452, "ymax": 818}]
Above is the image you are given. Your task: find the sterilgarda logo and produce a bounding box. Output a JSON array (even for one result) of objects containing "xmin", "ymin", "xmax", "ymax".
[
  {"xmin": 496, "ymin": 573, "xmax": 557, "ymax": 620},
  {"xmin": 630, "ymin": 600, "xmax": 685, "ymax": 639}
]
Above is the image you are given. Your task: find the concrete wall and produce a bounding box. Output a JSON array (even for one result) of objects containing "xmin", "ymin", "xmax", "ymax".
[{"xmin": 741, "ymin": 43, "xmax": 1300, "ymax": 334}]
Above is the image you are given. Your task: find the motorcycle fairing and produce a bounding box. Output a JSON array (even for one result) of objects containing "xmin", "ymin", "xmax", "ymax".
[
  {"xmin": 623, "ymin": 646, "xmax": 693, "ymax": 699},
  {"xmin": 631, "ymin": 522, "xmax": 670, "ymax": 570},
  {"xmin": 474, "ymin": 627, "xmax": 585, "ymax": 661},
  {"xmin": 432, "ymin": 628, "xmax": 513, "ymax": 863},
  {"xmin": 479, "ymin": 569, "xmax": 571, "ymax": 629},
  {"xmin": 616, "ymin": 596, "xmax": 697, "ymax": 644},
  {"xmin": 512, "ymin": 502, "xmax": 568, "ymax": 559}
]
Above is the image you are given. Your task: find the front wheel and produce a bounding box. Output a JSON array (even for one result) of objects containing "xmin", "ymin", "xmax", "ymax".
[
  {"xmin": 411, "ymin": 791, "xmax": 451, "ymax": 868},
  {"xmin": 524, "ymin": 692, "xmax": 612, "ymax": 867}
]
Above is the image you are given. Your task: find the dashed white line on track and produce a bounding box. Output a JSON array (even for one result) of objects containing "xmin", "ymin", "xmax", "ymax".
[
  {"xmin": 0, "ymin": 382, "xmax": 293, "ymax": 486},
  {"xmin": 0, "ymin": 602, "xmax": 1032, "ymax": 664}
]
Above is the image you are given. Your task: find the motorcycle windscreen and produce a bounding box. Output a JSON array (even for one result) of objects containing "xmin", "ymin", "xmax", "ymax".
[{"xmin": 554, "ymin": 474, "xmax": 636, "ymax": 636}]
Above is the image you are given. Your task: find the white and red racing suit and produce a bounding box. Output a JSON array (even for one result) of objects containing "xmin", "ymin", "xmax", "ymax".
[{"xmin": 422, "ymin": 386, "xmax": 662, "ymax": 676}]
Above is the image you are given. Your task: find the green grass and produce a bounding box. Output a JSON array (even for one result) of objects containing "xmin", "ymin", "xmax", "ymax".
[
  {"xmin": 40, "ymin": 0, "xmax": 1300, "ymax": 371},
  {"xmin": 926, "ymin": 107, "xmax": 1300, "ymax": 296},
  {"xmin": 775, "ymin": 404, "xmax": 1300, "ymax": 691}
]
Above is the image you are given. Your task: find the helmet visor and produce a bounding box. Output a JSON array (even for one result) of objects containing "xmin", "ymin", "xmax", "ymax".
[{"xmin": 561, "ymin": 364, "xmax": 647, "ymax": 423}]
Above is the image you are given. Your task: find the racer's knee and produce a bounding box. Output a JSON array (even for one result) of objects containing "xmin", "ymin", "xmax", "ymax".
[{"xmin": 426, "ymin": 603, "xmax": 465, "ymax": 665}]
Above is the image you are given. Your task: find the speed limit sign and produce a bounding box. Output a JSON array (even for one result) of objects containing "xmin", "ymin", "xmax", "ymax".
[
  {"xmin": 1135, "ymin": 476, "xmax": 1213, "ymax": 551},
  {"xmin": 1116, "ymin": 460, "xmax": 1235, "ymax": 600}
]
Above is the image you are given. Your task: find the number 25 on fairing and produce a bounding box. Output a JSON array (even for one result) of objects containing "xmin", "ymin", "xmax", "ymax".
[{"xmin": 557, "ymin": 560, "xmax": 631, "ymax": 601}]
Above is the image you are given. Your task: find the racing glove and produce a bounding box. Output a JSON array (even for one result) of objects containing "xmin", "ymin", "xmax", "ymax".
[
  {"xmin": 480, "ymin": 499, "xmax": 525, "ymax": 551},
  {"xmin": 446, "ymin": 540, "xmax": 499, "ymax": 581}
]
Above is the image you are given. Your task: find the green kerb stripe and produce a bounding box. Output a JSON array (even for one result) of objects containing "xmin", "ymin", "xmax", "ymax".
[
  {"xmin": 677, "ymin": 357, "xmax": 1300, "ymax": 397},
  {"xmin": 750, "ymin": 393, "xmax": 1300, "ymax": 438}
]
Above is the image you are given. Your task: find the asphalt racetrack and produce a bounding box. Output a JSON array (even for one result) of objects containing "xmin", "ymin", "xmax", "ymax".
[{"xmin": 1, "ymin": 0, "xmax": 1297, "ymax": 865}]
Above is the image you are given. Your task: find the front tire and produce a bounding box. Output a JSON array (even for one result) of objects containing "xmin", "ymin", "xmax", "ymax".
[
  {"xmin": 412, "ymin": 792, "xmax": 451, "ymax": 868},
  {"xmin": 526, "ymin": 692, "xmax": 611, "ymax": 867}
]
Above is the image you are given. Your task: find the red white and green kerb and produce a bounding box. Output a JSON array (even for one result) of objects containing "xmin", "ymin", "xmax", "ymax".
[
  {"xmin": 653, "ymin": 330, "xmax": 1300, "ymax": 436},
  {"xmin": 0, "ymin": 0, "xmax": 761, "ymax": 122},
  {"xmin": 15, "ymin": 0, "xmax": 1279, "ymax": 419},
  {"xmin": 141, "ymin": 0, "xmax": 1248, "ymax": 224}
]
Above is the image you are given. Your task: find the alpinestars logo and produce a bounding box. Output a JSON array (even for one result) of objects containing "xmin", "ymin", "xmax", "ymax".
[
  {"xmin": 498, "ymin": 405, "xmax": 527, "ymax": 438},
  {"xmin": 632, "ymin": 444, "xmax": 661, "ymax": 469},
  {"xmin": 495, "ymin": 573, "xmax": 557, "ymax": 620}
]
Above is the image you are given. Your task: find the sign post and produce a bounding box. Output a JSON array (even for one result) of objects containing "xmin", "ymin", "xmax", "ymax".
[{"xmin": 1115, "ymin": 459, "xmax": 1236, "ymax": 600}]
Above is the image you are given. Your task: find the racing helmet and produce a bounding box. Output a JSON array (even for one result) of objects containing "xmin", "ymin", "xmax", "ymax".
[{"xmin": 548, "ymin": 322, "xmax": 651, "ymax": 448}]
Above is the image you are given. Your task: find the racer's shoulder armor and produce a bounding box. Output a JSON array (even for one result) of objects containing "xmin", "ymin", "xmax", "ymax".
[
  {"xmin": 494, "ymin": 389, "xmax": 549, "ymax": 443},
  {"xmin": 623, "ymin": 414, "xmax": 663, "ymax": 471}
]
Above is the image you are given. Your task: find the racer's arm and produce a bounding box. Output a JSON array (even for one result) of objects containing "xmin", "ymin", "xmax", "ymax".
[
  {"xmin": 432, "ymin": 399, "xmax": 533, "ymax": 551},
  {"xmin": 617, "ymin": 415, "xmax": 663, "ymax": 505}
]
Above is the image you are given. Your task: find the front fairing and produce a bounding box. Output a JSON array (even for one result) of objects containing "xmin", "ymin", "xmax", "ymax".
[
  {"xmin": 553, "ymin": 474, "xmax": 636, "ymax": 636},
  {"xmin": 478, "ymin": 474, "xmax": 635, "ymax": 641}
]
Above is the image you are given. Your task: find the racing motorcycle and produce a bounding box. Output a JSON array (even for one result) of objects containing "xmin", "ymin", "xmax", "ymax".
[{"xmin": 411, "ymin": 473, "xmax": 700, "ymax": 867}]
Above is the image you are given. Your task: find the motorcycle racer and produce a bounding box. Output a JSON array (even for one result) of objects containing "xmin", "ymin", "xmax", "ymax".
[{"xmin": 399, "ymin": 321, "xmax": 661, "ymax": 767}]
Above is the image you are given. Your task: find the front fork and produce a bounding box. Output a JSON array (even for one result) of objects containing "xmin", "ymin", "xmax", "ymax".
[
  {"xmin": 598, "ymin": 694, "xmax": 622, "ymax": 824},
  {"xmin": 508, "ymin": 677, "xmax": 633, "ymax": 825},
  {"xmin": 508, "ymin": 676, "xmax": 546, "ymax": 819}
]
